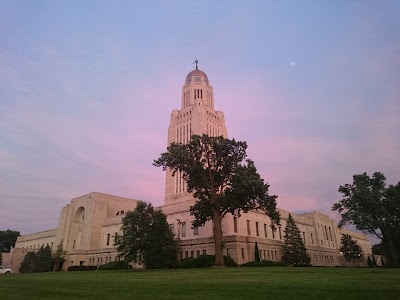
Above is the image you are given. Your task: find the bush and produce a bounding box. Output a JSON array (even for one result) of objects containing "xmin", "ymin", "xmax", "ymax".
[
  {"xmin": 177, "ymin": 255, "xmax": 237, "ymax": 268},
  {"xmin": 67, "ymin": 265, "xmax": 97, "ymax": 271},
  {"xmin": 98, "ymin": 261, "xmax": 129, "ymax": 270},
  {"xmin": 241, "ymin": 260, "xmax": 285, "ymax": 267}
]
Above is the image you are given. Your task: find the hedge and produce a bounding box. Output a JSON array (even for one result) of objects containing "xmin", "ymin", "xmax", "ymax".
[{"xmin": 177, "ymin": 255, "xmax": 237, "ymax": 268}]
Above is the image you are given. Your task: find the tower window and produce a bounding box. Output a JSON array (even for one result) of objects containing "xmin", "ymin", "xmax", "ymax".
[
  {"xmin": 233, "ymin": 217, "xmax": 238, "ymax": 233},
  {"xmin": 256, "ymin": 222, "xmax": 259, "ymax": 236},
  {"xmin": 247, "ymin": 220, "xmax": 250, "ymax": 235}
]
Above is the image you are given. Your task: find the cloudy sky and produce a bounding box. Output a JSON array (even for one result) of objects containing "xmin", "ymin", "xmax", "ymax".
[{"xmin": 1, "ymin": 1, "xmax": 399, "ymax": 237}]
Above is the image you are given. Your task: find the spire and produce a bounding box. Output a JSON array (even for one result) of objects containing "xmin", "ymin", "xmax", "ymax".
[{"xmin": 193, "ymin": 59, "xmax": 198, "ymax": 70}]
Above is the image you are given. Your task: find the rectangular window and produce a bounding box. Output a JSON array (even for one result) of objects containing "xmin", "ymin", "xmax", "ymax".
[
  {"xmin": 272, "ymin": 228, "xmax": 275, "ymax": 239},
  {"xmin": 263, "ymin": 250, "xmax": 266, "ymax": 259},
  {"xmin": 185, "ymin": 251, "xmax": 188, "ymax": 258},
  {"xmin": 194, "ymin": 227, "xmax": 199, "ymax": 236},
  {"xmin": 264, "ymin": 224, "xmax": 268, "ymax": 237},
  {"xmin": 247, "ymin": 220, "xmax": 251, "ymax": 235},
  {"xmin": 191, "ymin": 251, "xmax": 194, "ymax": 257},
  {"xmin": 182, "ymin": 222, "xmax": 186, "ymax": 237},
  {"xmin": 196, "ymin": 250, "xmax": 200, "ymax": 257},
  {"xmin": 256, "ymin": 222, "xmax": 259, "ymax": 236},
  {"xmin": 233, "ymin": 217, "xmax": 238, "ymax": 233},
  {"xmin": 324, "ymin": 225, "xmax": 329, "ymax": 241},
  {"xmin": 226, "ymin": 248, "xmax": 231, "ymax": 257},
  {"xmin": 241, "ymin": 248, "xmax": 245, "ymax": 259},
  {"xmin": 203, "ymin": 250, "xmax": 207, "ymax": 255},
  {"xmin": 328, "ymin": 227, "xmax": 333, "ymax": 241},
  {"xmin": 278, "ymin": 226, "xmax": 282, "ymax": 240},
  {"xmin": 73, "ymin": 240, "xmax": 76, "ymax": 249},
  {"xmin": 310, "ymin": 233, "xmax": 314, "ymax": 244},
  {"xmin": 302, "ymin": 232, "xmax": 306, "ymax": 244},
  {"xmin": 107, "ymin": 233, "xmax": 110, "ymax": 246}
]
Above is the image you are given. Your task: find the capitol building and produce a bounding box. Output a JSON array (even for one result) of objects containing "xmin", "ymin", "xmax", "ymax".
[{"xmin": 8, "ymin": 66, "xmax": 372, "ymax": 271}]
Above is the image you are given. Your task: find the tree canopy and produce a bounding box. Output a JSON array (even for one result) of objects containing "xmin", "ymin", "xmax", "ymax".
[
  {"xmin": 282, "ymin": 214, "xmax": 311, "ymax": 266},
  {"xmin": 115, "ymin": 201, "xmax": 177, "ymax": 269},
  {"xmin": 340, "ymin": 234, "xmax": 363, "ymax": 266},
  {"xmin": 0, "ymin": 230, "xmax": 20, "ymax": 252},
  {"xmin": 19, "ymin": 246, "xmax": 52, "ymax": 273},
  {"xmin": 154, "ymin": 134, "xmax": 280, "ymax": 266},
  {"xmin": 332, "ymin": 172, "xmax": 400, "ymax": 267}
]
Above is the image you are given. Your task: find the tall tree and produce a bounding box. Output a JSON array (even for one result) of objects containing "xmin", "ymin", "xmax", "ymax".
[
  {"xmin": 282, "ymin": 214, "xmax": 311, "ymax": 266},
  {"xmin": 0, "ymin": 230, "xmax": 20, "ymax": 252},
  {"xmin": 53, "ymin": 240, "xmax": 66, "ymax": 271},
  {"xmin": 154, "ymin": 134, "xmax": 280, "ymax": 267},
  {"xmin": 36, "ymin": 245, "xmax": 52, "ymax": 272},
  {"xmin": 19, "ymin": 252, "xmax": 39, "ymax": 273},
  {"xmin": 340, "ymin": 234, "xmax": 363, "ymax": 266},
  {"xmin": 332, "ymin": 172, "xmax": 400, "ymax": 267},
  {"xmin": 115, "ymin": 201, "xmax": 177, "ymax": 269}
]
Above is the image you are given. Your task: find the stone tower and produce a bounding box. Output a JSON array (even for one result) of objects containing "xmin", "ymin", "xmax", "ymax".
[{"xmin": 164, "ymin": 64, "xmax": 228, "ymax": 205}]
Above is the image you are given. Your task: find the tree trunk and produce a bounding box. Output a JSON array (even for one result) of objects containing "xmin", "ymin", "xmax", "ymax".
[{"xmin": 213, "ymin": 209, "xmax": 225, "ymax": 267}]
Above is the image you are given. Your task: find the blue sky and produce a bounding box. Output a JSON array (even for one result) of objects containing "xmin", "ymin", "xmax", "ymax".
[{"xmin": 0, "ymin": 1, "xmax": 399, "ymax": 240}]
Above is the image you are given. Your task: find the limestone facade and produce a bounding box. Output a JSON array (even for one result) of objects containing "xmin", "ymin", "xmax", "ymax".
[{"xmin": 10, "ymin": 67, "xmax": 372, "ymax": 271}]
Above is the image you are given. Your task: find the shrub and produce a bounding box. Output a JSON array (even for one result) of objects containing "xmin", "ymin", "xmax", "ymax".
[
  {"xmin": 241, "ymin": 260, "xmax": 286, "ymax": 267},
  {"xmin": 98, "ymin": 261, "xmax": 129, "ymax": 270},
  {"xmin": 67, "ymin": 265, "xmax": 97, "ymax": 271},
  {"xmin": 177, "ymin": 255, "xmax": 237, "ymax": 268}
]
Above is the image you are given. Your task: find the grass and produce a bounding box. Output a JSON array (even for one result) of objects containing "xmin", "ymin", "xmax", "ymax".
[{"xmin": 1, "ymin": 267, "xmax": 399, "ymax": 300}]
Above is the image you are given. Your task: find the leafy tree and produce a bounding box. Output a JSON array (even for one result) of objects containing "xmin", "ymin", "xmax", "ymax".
[
  {"xmin": 0, "ymin": 230, "xmax": 20, "ymax": 252},
  {"xmin": 340, "ymin": 234, "xmax": 363, "ymax": 266},
  {"xmin": 282, "ymin": 214, "xmax": 311, "ymax": 266},
  {"xmin": 36, "ymin": 245, "xmax": 52, "ymax": 272},
  {"xmin": 19, "ymin": 252, "xmax": 39, "ymax": 273},
  {"xmin": 115, "ymin": 201, "xmax": 177, "ymax": 269},
  {"xmin": 154, "ymin": 134, "xmax": 280, "ymax": 267},
  {"xmin": 53, "ymin": 240, "xmax": 66, "ymax": 271},
  {"xmin": 254, "ymin": 242, "xmax": 260, "ymax": 262},
  {"xmin": 332, "ymin": 172, "xmax": 400, "ymax": 267}
]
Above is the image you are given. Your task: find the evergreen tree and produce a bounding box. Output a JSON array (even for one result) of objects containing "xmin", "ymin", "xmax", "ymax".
[
  {"xmin": 19, "ymin": 252, "xmax": 39, "ymax": 273},
  {"xmin": 254, "ymin": 242, "xmax": 260, "ymax": 262},
  {"xmin": 36, "ymin": 245, "xmax": 52, "ymax": 272},
  {"xmin": 53, "ymin": 241, "xmax": 66, "ymax": 271},
  {"xmin": 282, "ymin": 214, "xmax": 311, "ymax": 266},
  {"xmin": 340, "ymin": 234, "xmax": 363, "ymax": 266}
]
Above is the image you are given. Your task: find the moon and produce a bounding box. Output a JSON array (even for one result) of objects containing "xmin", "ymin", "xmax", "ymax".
[{"xmin": 290, "ymin": 61, "xmax": 296, "ymax": 67}]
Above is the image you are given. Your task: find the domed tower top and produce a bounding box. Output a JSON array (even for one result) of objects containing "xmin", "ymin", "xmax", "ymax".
[{"xmin": 184, "ymin": 59, "xmax": 210, "ymax": 85}]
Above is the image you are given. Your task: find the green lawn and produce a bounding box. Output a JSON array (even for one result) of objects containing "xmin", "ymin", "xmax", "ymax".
[{"xmin": 1, "ymin": 267, "xmax": 399, "ymax": 300}]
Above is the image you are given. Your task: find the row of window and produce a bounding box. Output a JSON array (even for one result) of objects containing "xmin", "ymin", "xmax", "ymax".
[
  {"xmin": 317, "ymin": 223, "xmax": 334, "ymax": 242},
  {"xmin": 180, "ymin": 249, "xmax": 207, "ymax": 259},
  {"xmin": 176, "ymin": 123, "xmax": 192, "ymax": 144},
  {"xmin": 88, "ymin": 256, "xmax": 120, "ymax": 266},
  {"xmin": 170, "ymin": 222, "xmax": 200, "ymax": 238},
  {"xmin": 22, "ymin": 242, "xmax": 53, "ymax": 250},
  {"xmin": 311, "ymin": 254, "xmax": 339, "ymax": 264}
]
